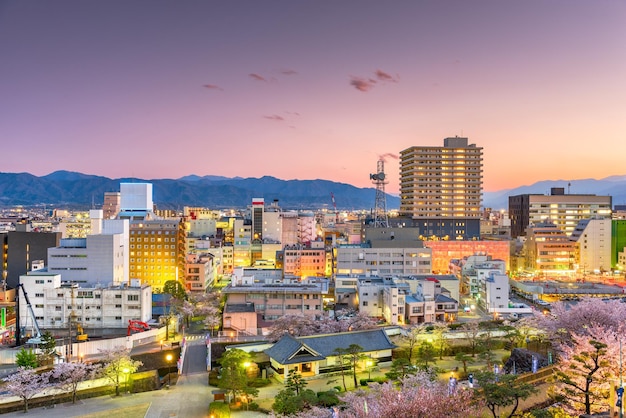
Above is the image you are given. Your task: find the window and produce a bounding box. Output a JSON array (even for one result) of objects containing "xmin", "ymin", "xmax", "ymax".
[
  {"xmin": 128, "ymin": 295, "xmax": 139, "ymax": 302},
  {"xmin": 362, "ymin": 301, "xmax": 368, "ymax": 306}
]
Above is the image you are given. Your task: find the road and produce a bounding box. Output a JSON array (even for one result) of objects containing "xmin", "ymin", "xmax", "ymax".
[{"xmin": 1, "ymin": 336, "xmax": 213, "ymax": 418}]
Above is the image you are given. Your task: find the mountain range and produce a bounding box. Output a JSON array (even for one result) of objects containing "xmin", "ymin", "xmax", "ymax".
[{"xmin": 0, "ymin": 171, "xmax": 625, "ymax": 211}]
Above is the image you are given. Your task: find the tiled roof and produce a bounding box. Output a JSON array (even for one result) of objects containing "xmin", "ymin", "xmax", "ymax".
[
  {"xmin": 434, "ymin": 293, "xmax": 457, "ymax": 303},
  {"xmin": 265, "ymin": 329, "xmax": 396, "ymax": 365}
]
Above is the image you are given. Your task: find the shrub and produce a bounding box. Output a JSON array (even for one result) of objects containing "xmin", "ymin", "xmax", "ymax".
[
  {"xmin": 317, "ymin": 390, "xmax": 340, "ymax": 407},
  {"xmin": 248, "ymin": 378, "xmax": 272, "ymax": 388},
  {"xmin": 209, "ymin": 401, "xmax": 230, "ymax": 418}
]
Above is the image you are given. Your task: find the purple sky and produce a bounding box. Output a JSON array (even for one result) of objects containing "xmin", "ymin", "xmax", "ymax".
[{"xmin": 1, "ymin": 1, "xmax": 625, "ymax": 194}]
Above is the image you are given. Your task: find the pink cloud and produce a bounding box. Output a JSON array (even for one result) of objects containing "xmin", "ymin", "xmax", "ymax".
[
  {"xmin": 279, "ymin": 69, "xmax": 298, "ymax": 75},
  {"xmin": 350, "ymin": 76, "xmax": 377, "ymax": 92},
  {"xmin": 375, "ymin": 69, "xmax": 399, "ymax": 83},
  {"xmin": 249, "ymin": 73, "xmax": 267, "ymax": 82},
  {"xmin": 203, "ymin": 84, "xmax": 223, "ymax": 90},
  {"xmin": 263, "ymin": 114, "xmax": 285, "ymax": 121}
]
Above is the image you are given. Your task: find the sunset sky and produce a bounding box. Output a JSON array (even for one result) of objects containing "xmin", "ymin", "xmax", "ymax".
[{"xmin": 1, "ymin": 1, "xmax": 625, "ymax": 194}]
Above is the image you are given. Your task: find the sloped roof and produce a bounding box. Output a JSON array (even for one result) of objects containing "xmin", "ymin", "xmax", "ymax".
[
  {"xmin": 435, "ymin": 293, "xmax": 457, "ymax": 303},
  {"xmin": 265, "ymin": 329, "xmax": 396, "ymax": 365}
]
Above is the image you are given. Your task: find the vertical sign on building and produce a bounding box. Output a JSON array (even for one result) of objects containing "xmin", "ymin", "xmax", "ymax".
[{"xmin": 0, "ymin": 307, "xmax": 5, "ymax": 328}]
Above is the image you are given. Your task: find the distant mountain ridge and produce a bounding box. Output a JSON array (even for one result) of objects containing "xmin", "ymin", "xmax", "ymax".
[
  {"xmin": 0, "ymin": 171, "xmax": 399, "ymax": 210},
  {"xmin": 1, "ymin": 171, "xmax": 625, "ymax": 210}
]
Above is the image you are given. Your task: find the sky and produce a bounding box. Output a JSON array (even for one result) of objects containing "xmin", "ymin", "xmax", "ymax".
[{"xmin": 1, "ymin": 1, "xmax": 625, "ymax": 194}]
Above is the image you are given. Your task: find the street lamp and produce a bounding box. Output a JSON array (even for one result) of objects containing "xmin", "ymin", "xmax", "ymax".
[
  {"xmin": 166, "ymin": 353, "xmax": 173, "ymax": 387},
  {"xmin": 366, "ymin": 359, "xmax": 373, "ymax": 380}
]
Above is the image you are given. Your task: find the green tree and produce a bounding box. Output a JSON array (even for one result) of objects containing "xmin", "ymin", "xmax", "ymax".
[
  {"xmin": 478, "ymin": 349, "xmax": 498, "ymax": 369},
  {"xmin": 415, "ymin": 341, "xmax": 436, "ymax": 367},
  {"xmin": 345, "ymin": 344, "xmax": 365, "ymax": 388},
  {"xmin": 285, "ymin": 369, "xmax": 307, "ymax": 395},
  {"xmin": 39, "ymin": 331, "xmax": 57, "ymax": 356},
  {"xmin": 217, "ymin": 348, "xmax": 252, "ymax": 403},
  {"xmin": 455, "ymin": 352, "xmax": 474, "ymax": 374},
  {"xmin": 272, "ymin": 389, "xmax": 301, "ymax": 415},
  {"xmin": 474, "ymin": 371, "xmax": 538, "ymax": 418},
  {"xmin": 99, "ymin": 347, "xmax": 142, "ymax": 396},
  {"xmin": 163, "ymin": 280, "xmax": 187, "ymax": 300},
  {"xmin": 15, "ymin": 348, "xmax": 38, "ymax": 369},
  {"xmin": 502, "ymin": 325, "xmax": 521, "ymax": 350},
  {"xmin": 332, "ymin": 347, "xmax": 349, "ymax": 391},
  {"xmin": 385, "ymin": 358, "xmax": 416, "ymax": 380},
  {"xmin": 432, "ymin": 324, "xmax": 449, "ymax": 360},
  {"xmin": 272, "ymin": 388, "xmax": 319, "ymax": 415}
]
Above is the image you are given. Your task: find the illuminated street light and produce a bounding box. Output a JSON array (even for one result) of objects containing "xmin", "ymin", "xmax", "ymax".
[{"xmin": 166, "ymin": 353, "xmax": 173, "ymax": 387}]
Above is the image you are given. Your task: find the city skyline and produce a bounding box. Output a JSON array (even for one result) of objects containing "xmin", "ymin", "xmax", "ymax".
[{"xmin": 1, "ymin": 1, "xmax": 625, "ymax": 194}]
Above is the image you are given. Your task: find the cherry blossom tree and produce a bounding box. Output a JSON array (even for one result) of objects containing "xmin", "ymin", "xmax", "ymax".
[
  {"xmin": 268, "ymin": 311, "xmax": 378, "ymax": 342},
  {"xmin": 403, "ymin": 324, "xmax": 427, "ymax": 364},
  {"xmin": 461, "ymin": 321, "xmax": 481, "ymax": 357},
  {"xmin": 267, "ymin": 314, "xmax": 318, "ymax": 342},
  {"xmin": 338, "ymin": 373, "xmax": 483, "ymax": 418},
  {"xmin": 552, "ymin": 328, "xmax": 621, "ymax": 415},
  {"xmin": 179, "ymin": 299, "xmax": 195, "ymax": 328},
  {"xmin": 533, "ymin": 298, "xmax": 626, "ymax": 345},
  {"xmin": 53, "ymin": 361, "xmax": 100, "ymax": 404},
  {"xmin": 3, "ymin": 367, "xmax": 53, "ymax": 413},
  {"xmin": 98, "ymin": 346, "xmax": 142, "ymax": 396}
]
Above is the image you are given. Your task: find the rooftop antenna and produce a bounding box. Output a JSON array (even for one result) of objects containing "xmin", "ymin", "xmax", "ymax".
[{"xmin": 370, "ymin": 158, "xmax": 389, "ymax": 228}]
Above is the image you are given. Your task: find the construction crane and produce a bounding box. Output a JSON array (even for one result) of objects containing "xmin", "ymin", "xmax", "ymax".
[
  {"xmin": 330, "ymin": 193, "xmax": 339, "ymax": 225},
  {"xmin": 127, "ymin": 319, "xmax": 150, "ymax": 336},
  {"xmin": 16, "ymin": 284, "xmax": 42, "ymax": 345}
]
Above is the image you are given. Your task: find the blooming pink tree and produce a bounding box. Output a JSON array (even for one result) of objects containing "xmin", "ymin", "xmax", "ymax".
[
  {"xmin": 267, "ymin": 314, "xmax": 319, "ymax": 342},
  {"xmin": 3, "ymin": 367, "xmax": 53, "ymax": 413},
  {"xmin": 53, "ymin": 361, "xmax": 101, "ymax": 404},
  {"xmin": 98, "ymin": 346, "xmax": 142, "ymax": 396},
  {"xmin": 552, "ymin": 326, "xmax": 623, "ymax": 415},
  {"xmin": 533, "ymin": 298, "xmax": 626, "ymax": 345},
  {"xmin": 338, "ymin": 373, "xmax": 482, "ymax": 418}
]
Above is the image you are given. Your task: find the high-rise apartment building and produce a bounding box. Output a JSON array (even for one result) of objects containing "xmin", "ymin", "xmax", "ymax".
[{"xmin": 399, "ymin": 137, "xmax": 483, "ymax": 239}]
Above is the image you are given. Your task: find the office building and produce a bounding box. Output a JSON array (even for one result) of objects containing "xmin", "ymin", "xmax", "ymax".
[
  {"xmin": 1, "ymin": 229, "xmax": 61, "ymax": 289},
  {"xmin": 508, "ymin": 188, "xmax": 612, "ymax": 238},
  {"xmin": 47, "ymin": 210, "xmax": 129, "ymax": 286}
]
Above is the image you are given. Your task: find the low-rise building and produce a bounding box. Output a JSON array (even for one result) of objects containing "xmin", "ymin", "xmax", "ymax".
[
  {"xmin": 264, "ymin": 329, "xmax": 396, "ymax": 380},
  {"xmin": 222, "ymin": 279, "xmax": 326, "ymax": 335},
  {"xmin": 19, "ymin": 269, "xmax": 152, "ymax": 335}
]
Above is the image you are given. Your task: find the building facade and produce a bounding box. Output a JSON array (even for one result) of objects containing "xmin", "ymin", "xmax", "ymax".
[
  {"xmin": 399, "ymin": 137, "xmax": 483, "ymax": 239},
  {"xmin": 508, "ymin": 188, "xmax": 612, "ymax": 238}
]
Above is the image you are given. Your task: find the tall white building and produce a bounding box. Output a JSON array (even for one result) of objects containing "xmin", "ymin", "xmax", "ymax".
[
  {"xmin": 482, "ymin": 271, "xmax": 510, "ymax": 314},
  {"xmin": 47, "ymin": 210, "xmax": 129, "ymax": 286},
  {"xmin": 570, "ymin": 218, "xmax": 612, "ymax": 273}
]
